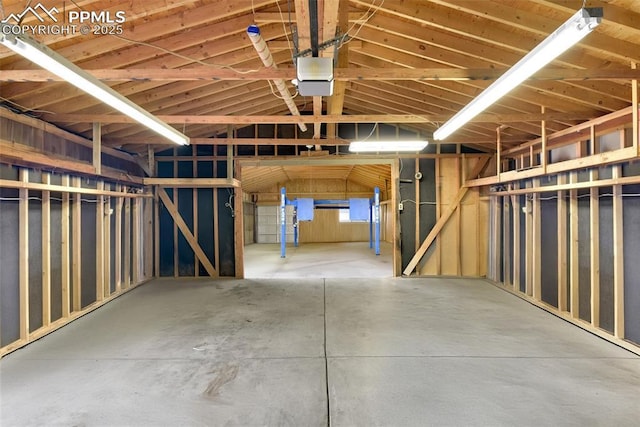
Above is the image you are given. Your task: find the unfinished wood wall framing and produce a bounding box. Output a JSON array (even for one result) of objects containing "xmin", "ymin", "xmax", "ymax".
[
  {"xmin": 403, "ymin": 155, "xmax": 489, "ymax": 277},
  {"xmin": 0, "ymin": 165, "xmax": 152, "ymax": 357},
  {"xmin": 154, "ymin": 145, "xmax": 242, "ymax": 278},
  {"xmin": 487, "ymin": 109, "xmax": 640, "ymax": 353}
]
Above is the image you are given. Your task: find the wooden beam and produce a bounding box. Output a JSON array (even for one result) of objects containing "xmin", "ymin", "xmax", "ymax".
[
  {"xmin": 468, "ymin": 146, "xmax": 639, "ymax": 188},
  {"xmin": 532, "ymin": 178, "xmax": 542, "ymax": 301},
  {"xmin": 633, "ymin": 62, "xmax": 639, "ymax": 154},
  {"xmin": 490, "ymin": 172, "xmax": 640, "ymax": 195},
  {"xmin": 61, "ymin": 175, "xmax": 71, "ymax": 318},
  {"xmin": 93, "ymin": 123, "xmax": 102, "ymax": 175},
  {"xmin": 132, "ymin": 198, "xmax": 141, "ymax": 284},
  {"xmin": 4, "ymin": 67, "xmax": 640, "ymax": 82},
  {"xmin": 124, "ymin": 197, "xmax": 131, "ymax": 288},
  {"xmin": 143, "ymin": 178, "xmax": 241, "ymax": 188},
  {"xmin": 104, "ymin": 186, "xmax": 112, "ymax": 298},
  {"xmin": 392, "ymin": 158, "xmax": 402, "ymax": 276},
  {"xmin": 50, "ymin": 112, "xmax": 596, "ymax": 125},
  {"xmin": 590, "ymin": 170, "xmax": 600, "ymax": 328},
  {"xmin": 612, "ymin": 165, "xmax": 625, "ymax": 338},
  {"xmin": 157, "ymin": 188, "xmax": 218, "ymax": 277},
  {"xmin": 524, "ymin": 180, "xmax": 533, "ymax": 297},
  {"xmin": 234, "ymin": 187, "xmax": 245, "ymax": 279},
  {"xmin": 502, "ymin": 194, "xmax": 511, "ymax": 286},
  {"xmin": 41, "ymin": 173, "xmax": 51, "ymax": 328},
  {"xmin": 96, "ymin": 181, "xmax": 105, "ymax": 302},
  {"xmin": 569, "ymin": 172, "xmax": 580, "ymax": 319},
  {"xmin": 115, "ymin": 185, "xmax": 123, "ymax": 292},
  {"xmin": 557, "ymin": 174, "xmax": 568, "ymax": 312},
  {"xmin": 71, "ymin": 177, "xmax": 82, "ymax": 313},
  {"xmin": 0, "ymin": 179, "xmax": 148, "ymax": 197},
  {"xmin": 326, "ymin": 0, "xmax": 350, "ymax": 138},
  {"xmin": 19, "ymin": 169, "xmax": 29, "ymax": 340},
  {"xmin": 403, "ymin": 157, "xmax": 489, "ymax": 275},
  {"xmin": 511, "ymin": 185, "xmax": 521, "ymax": 292}
]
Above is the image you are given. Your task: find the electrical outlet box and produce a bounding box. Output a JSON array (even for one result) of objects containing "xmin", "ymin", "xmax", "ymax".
[{"xmin": 399, "ymin": 202, "xmax": 404, "ymax": 211}]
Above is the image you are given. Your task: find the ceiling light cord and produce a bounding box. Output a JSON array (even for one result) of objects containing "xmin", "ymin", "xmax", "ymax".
[{"xmin": 340, "ymin": 0, "xmax": 385, "ymax": 47}]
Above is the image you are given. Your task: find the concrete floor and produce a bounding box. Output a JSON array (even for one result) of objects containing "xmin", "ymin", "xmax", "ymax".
[
  {"xmin": 244, "ymin": 242, "xmax": 393, "ymax": 278},
  {"xmin": 2, "ymin": 277, "xmax": 640, "ymax": 426}
]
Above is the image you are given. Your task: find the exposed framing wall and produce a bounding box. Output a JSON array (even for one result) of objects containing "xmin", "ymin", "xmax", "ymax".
[
  {"xmin": 402, "ymin": 155, "xmax": 490, "ymax": 277},
  {"xmin": 153, "ymin": 145, "xmax": 242, "ymax": 278},
  {"xmin": 0, "ymin": 164, "xmax": 152, "ymax": 356},
  {"xmin": 0, "ymin": 109, "xmax": 150, "ymax": 357},
  {"xmin": 486, "ymin": 107, "xmax": 640, "ymax": 353}
]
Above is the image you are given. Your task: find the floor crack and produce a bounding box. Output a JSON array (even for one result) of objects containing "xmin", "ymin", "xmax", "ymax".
[{"xmin": 323, "ymin": 278, "xmax": 330, "ymax": 427}]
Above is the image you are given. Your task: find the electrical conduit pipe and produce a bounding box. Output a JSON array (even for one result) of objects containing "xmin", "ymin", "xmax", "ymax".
[{"xmin": 247, "ymin": 25, "xmax": 307, "ymax": 132}]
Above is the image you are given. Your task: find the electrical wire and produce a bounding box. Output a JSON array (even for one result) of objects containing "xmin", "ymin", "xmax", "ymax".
[
  {"xmin": 275, "ymin": 0, "xmax": 296, "ymax": 60},
  {"xmin": 112, "ymin": 35, "xmax": 261, "ymax": 74},
  {"xmin": 340, "ymin": 0, "xmax": 386, "ymax": 47},
  {"xmin": 0, "ymin": 95, "xmax": 55, "ymax": 115}
]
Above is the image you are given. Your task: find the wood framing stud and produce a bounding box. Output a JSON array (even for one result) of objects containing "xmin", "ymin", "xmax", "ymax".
[
  {"xmin": 42, "ymin": 173, "xmax": 52, "ymax": 327},
  {"xmin": 590, "ymin": 170, "xmax": 600, "ymax": 328},
  {"xmin": 569, "ymin": 172, "xmax": 580, "ymax": 319},
  {"xmin": 612, "ymin": 166, "xmax": 625, "ymax": 338},
  {"xmin": 157, "ymin": 188, "xmax": 218, "ymax": 277},
  {"xmin": 19, "ymin": 169, "xmax": 30, "ymax": 340},
  {"xmin": 403, "ymin": 157, "xmax": 489, "ymax": 275}
]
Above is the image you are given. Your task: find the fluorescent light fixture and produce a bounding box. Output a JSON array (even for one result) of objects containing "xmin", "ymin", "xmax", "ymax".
[
  {"xmin": 0, "ymin": 24, "xmax": 189, "ymax": 145},
  {"xmin": 349, "ymin": 140, "xmax": 429, "ymax": 152},
  {"xmin": 433, "ymin": 7, "xmax": 602, "ymax": 141}
]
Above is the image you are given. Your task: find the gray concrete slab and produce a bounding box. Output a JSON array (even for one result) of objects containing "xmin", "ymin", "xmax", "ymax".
[
  {"xmin": 2, "ymin": 276, "xmax": 640, "ymax": 426},
  {"xmin": 244, "ymin": 242, "xmax": 392, "ymax": 278}
]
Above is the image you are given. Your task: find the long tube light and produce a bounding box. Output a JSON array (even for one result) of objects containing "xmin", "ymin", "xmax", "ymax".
[
  {"xmin": 0, "ymin": 24, "xmax": 189, "ymax": 145},
  {"xmin": 349, "ymin": 140, "xmax": 429, "ymax": 152},
  {"xmin": 433, "ymin": 7, "xmax": 603, "ymax": 141}
]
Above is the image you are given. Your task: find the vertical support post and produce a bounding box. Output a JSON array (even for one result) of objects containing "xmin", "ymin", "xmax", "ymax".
[
  {"xmin": 227, "ymin": 126, "xmax": 234, "ymax": 179},
  {"xmin": 496, "ymin": 127, "xmax": 502, "ymax": 180},
  {"xmin": 455, "ymin": 157, "xmax": 462, "ymax": 276},
  {"xmin": 144, "ymin": 190, "xmax": 153, "ymax": 280},
  {"xmin": 524, "ymin": 182, "xmax": 533, "ymax": 296},
  {"xmin": 115, "ymin": 184, "xmax": 123, "ymax": 292},
  {"xmin": 234, "ymin": 186, "xmax": 245, "ymax": 278},
  {"xmin": 214, "ymin": 188, "xmax": 220, "ymax": 271},
  {"xmin": 132, "ymin": 196, "xmax": 140, "ymax": 285},
  {"xmin": 541, "ymin": 106, "xmax": 547, "ymax": 174},
  {"xmin": 41, "ymin": 172, "xmax": 51, "ymax": 327},
  {"xmin": 511, "ymin": 183, "xmax": 521, "ymax": 292},
  {"xmin": 557, "ymin": 174, "xmax": 568, "ymax": 312},
  {"xmin": 369, "ymin": 200, "xmax": 373, "ymax": 249},
  {"xmin": 61, "ymin": 175, "xmax": 70, "ymax": 318},
  {"xmin": 374, "ymin": 187, "xmax": 381, "ymax": 256},
  {"xmin": 415, "ymin": 158, "xmax": 420, "ymax": 253},
  {"xmin": 590, "ymin": 169, "xmax": 600, "ymax": 327},
  {"xmin": 392, "ymin": 158, "xmax": 401, "ymax": 276},
  {"xmin": 124, "ymin": 196, "xmax": 131, "ymax": 288},
  {"xmin": 96, "ymin": 180, "xmax": 105, "ymax": 302},
  {"xmin": 435, "ymin": 158, "xmax": 441, "ymax": 275},
  {"xmin": 532, "ymin": 177, "xmax": 542, "ymax": 301},
  {"xmin": 154, "ymin": 187, "xmax": 160, "ymax": 278},
  {"xmin": 502, "ymin": 194, "xmax": 511, "ymax": 286},
  {"xmin": 612, "ymin": 165, "xmax": 625, "ymax": 338},
  {"xmin": 71, "ymin": 177, "xmax": 82, "ymax": 312},
  {"xmin": 104, "ymin": 185, "xmax": 111, "ymax": 297},
  {"xmin": 569, "ymin": 172, "xmax": 579, "ymax": 318},
  {"xmin": 280, "ymin": 187, "xmax": 286, "ymax": 258},
  {"xmin": 147, "ymin": 145, "xmax": 156, "ymax": 177},
  {"xmin": 193, "ymin": 145, "xmax": 199, "ymax": 277},
  {"xmin": 632, "ymin": 62, "xmax": 638, "ymax": 154},
  {"xmin": 18, "ymin": 169, "xmax": 29, "ymax": 340},
  {"xmin": 93, "ymin": 122, "xmax": 102, "ymax": 175}
]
